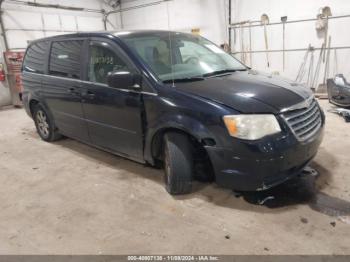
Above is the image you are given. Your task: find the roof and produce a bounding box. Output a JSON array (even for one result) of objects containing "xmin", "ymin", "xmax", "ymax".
[{"xmin": 29, "ymin": 30, "xmax": 188, "ymax": 44}]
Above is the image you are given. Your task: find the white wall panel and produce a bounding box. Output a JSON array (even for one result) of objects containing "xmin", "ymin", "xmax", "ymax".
[
  {"xmin": 231, "ymin": 0, "xmax": 350, "ymax": 81},
  {"xmin": 0, "ymin": 0, "xmax": 116, "ymax": 50},
  {"xmin": 3, "ymin": 10, "xmax": 43, "ymax": 30},
  {"xmin": 60, "ymin": 15, "xmax": 79, "ymax": 31},
  {"xmin": 120, "ymin": 0, "xmax": 228, "ymax": 44},
  {"xmin": 76, "ymin": 16, "xmax": 104, "ymax": 31},
  {"xmin": 6, "ymin": 30, "xmax": 45, "ymax": 49},
  {"xmin": 42, "ymin": 14, "xmax": 61, "ymax": 30}
]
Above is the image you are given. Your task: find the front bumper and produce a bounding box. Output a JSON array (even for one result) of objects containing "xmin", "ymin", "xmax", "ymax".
[{"xmin": 206, "ymin": 124, "xmax": 324, "ymax": 191}]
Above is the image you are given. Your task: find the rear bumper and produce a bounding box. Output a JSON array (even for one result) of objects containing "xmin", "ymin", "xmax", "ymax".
[
  {"xmin": 206, "ymin": 125, "xmax": 324, "ymax": 191},
  {"xmin": 21, "ymin": 92, "xmax": 33, "ymax": 118}
]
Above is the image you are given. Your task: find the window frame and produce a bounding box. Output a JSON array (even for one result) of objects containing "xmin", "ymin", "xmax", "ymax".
[
  {"xmin": 22, "ymin": 41, "xmax": 49, "ymax": 74},
  {"xmin": 47, "ymin": 38, "xmax": 88, "ymax": 80},
  {"xmin": 85, "ymin": 38, "xmax": 139, "ymax": 87}
]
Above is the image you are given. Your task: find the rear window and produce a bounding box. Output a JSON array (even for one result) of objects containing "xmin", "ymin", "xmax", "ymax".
[
  {"xmin": 49, "ymin": 40, "xmax": 83, "ymax": 79},
  {"xmin": 23, "ymin": 41, "xmax": 49, "ymax": 74}
]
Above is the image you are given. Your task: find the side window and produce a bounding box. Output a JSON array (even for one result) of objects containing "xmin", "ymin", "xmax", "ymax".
[
  {"xmin": 49, "ymin": 40, "xmax": 83, "ymax": 79},
  {"xmin": 23, "ymin": 41, "xmax": 48, "ymax": 73},
  {"xmin": 88, "ymin": 43, "xmax": 129, "ymax": 85}
]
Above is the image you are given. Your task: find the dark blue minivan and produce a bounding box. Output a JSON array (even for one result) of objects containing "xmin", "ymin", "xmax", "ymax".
[{"xmin": 22, "ymin": 30, "xmax": 325, "ymax": 195}]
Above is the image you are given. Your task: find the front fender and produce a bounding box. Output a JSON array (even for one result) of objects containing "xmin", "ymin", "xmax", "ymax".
[{"xmin": 144, "ymin": 113, "xmax": 217, "ymax": 165}]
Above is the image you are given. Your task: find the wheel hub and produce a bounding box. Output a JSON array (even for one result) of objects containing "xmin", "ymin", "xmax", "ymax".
[{"xmin": 36, "ymin": 110, "xmax": 49, "ymax": 137}]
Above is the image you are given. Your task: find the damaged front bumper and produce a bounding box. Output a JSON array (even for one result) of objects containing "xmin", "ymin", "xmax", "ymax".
[
  {"xmin": 327, "ymin": 74, "xmax": 350, "ymax": 107},
  {"xmin": 206, "ymin": 124, "xmax": 324, "ymax": 192}
]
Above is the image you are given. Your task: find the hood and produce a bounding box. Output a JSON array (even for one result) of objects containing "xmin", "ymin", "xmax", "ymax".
[{"xmin": 174, "ymin": 70, "xmax": 313, "ymax": 114}]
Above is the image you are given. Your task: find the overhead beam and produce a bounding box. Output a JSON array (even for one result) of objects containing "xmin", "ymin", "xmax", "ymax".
[
  {"xmin": 3, "ymin": 0, "xmax": 104, "ymax": 13},
  {"xmin": 103, "ymin": 0, "xmax": 171, "ymax": 30}
]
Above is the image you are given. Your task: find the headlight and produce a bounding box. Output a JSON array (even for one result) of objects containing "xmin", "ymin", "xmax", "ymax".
[{"xmin": 223, "ymin": 114, "xmax": 281, "ymax": 140}]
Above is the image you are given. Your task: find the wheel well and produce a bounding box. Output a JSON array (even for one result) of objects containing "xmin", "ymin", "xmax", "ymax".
[
  {"xmin": 29, "ymin": 99, "xmax": 39, "ymax": 116},
  {"xmin": 151, "ymin": 128, "xmax": 190, "ymax": 160},
  {"xmin": 151, "ymin": 128, "xmax": 215, "ymax": 181}
]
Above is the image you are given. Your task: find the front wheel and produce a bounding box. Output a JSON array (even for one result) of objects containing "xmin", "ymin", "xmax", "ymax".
[
  {"xmin": 33, "ymin": 104, "xmax": 62, "ymax": 142},
  {"xmin": 163, "ymin": 132, "xmax": 193, "ymax": 195}
]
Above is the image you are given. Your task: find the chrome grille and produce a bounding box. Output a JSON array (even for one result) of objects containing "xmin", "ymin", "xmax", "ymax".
[{"xmin": 281, "ymin": 99, "xmax": 322, "ymax": 141}]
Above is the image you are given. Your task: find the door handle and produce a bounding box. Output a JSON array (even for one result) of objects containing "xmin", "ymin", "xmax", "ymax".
[
  {"xmin": 68, "ymin": 87, "xmax": 80, "ymax": 95},
  {"xmin": 83, "ymin": 90, "xmax": 95, "ymax": 99}
]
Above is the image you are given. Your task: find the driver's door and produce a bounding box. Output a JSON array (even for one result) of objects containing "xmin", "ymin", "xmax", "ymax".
[{"xmin": 81, "ymin": 39, "xmax": 144, "ymax": 161}]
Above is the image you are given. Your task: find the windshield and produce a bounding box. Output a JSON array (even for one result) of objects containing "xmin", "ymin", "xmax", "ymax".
[{"xmin": 119, "ymin": 32, "xmax": 246, "ymax": 82}]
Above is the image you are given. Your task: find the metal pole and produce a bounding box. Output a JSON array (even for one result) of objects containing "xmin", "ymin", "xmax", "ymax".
[
  {"xmin": 103, "ymin": 10, "xmax": 107, "ymax": 30},
  {"xmin": 0, "ymin": 0, "xmax": 9, "ymax": 51},
  {"xmin": 282, "ymin": 22, "xmax": 285, "ymax": 70},
  {"xmin": 228, "ymin": 0, "xmax": 231, "ymax": 51},
  {"xmin": 232, "ymin": 46, "xmax": 350, "ymax": 54},
  {"xmin": 249, "ymin": 21, "xmax": 252, "ymax": 67}
]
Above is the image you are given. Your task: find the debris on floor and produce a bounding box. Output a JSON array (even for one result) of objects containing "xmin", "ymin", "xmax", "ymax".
[
  {"xmin": 239, "ymin": 166, "xmax": 317, "ymax": 207},
  {"xmin": 328, "ymin": 108, "xmax": 350, "ymax": 122},
  {"xmin": 301, "ymin": 166, "xmax": 319, "ymax": 177},
  {"xmin": 300, "ymin": 217, "xmax": 309, "ymax": 224},
  {"xmin": 327, "ymin": 74, "xmax": 350, "ymax": 107},
  {"xmin": 258, "ymin": 196, "xmax": 275, "ymax": 205},
  {"xmin": 338, "ymin": 216, "xmax": 350, "ymax": 225}
]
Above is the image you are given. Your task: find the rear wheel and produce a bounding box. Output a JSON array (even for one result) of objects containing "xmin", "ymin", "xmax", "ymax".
[
  {"xmin": 163, "ymin": 132, "xmax": 193, "ymax": 195},
  {"xmin": 33, "ymin": 104, "xmax": 62, "ymax": 142}
]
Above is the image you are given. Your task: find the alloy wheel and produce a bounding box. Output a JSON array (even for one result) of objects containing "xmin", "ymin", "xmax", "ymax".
[{"xmin": 36, "ymin": 110, "xmax": 49, "ymax": 138}]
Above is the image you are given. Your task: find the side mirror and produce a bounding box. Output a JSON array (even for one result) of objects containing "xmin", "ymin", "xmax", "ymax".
[{"xmin": 107, "ymin": 70, "xmax": 142, "ymax": 90}]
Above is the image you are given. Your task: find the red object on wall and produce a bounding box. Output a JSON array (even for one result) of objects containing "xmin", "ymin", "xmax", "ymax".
[
  {"xmin": 0, "ymin": 69, "xmax": 5, "ymax": 81},
  {"xmin": 3, "ymin": 51, "xmax": 24, "ymax": 73},
  {"xmin": 3, "ymin": 51, "xmax": 25, "ymax": 92}
]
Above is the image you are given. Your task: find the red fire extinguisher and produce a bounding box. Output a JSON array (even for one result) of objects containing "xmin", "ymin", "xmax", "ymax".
[{"xmin": 0, "ymin": 63, "xmax": 5, "ymax": 82}]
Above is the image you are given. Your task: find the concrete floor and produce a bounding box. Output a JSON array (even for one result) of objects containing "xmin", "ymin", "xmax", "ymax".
[{"xmin": 0, "ymin": 99, "xmax": 349, "ymax": 255}]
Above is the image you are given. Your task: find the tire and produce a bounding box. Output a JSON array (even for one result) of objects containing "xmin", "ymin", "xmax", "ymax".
[
  {"xmin": 163, "ymin": 132, "xmax": 193, "ymax": 195},
  {"xmin": 33, "ymin": 104, "xmax": 62, "ymax": 142}
]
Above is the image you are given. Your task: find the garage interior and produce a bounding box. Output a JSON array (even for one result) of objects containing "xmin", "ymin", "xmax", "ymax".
[{"xmin": 0, "ymin": 0, "xmax": 350, "ymax": 256}]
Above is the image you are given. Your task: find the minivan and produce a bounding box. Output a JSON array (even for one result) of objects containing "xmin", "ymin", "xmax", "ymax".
[{"xmin": 22, "ymin": 30, "xmax": 325, "ymax": 195}]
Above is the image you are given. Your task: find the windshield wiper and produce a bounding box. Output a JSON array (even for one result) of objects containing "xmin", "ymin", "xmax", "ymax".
[
  {"xmin": 163, "ymin": 76, "xmax": 204, "ymax": 83},
  {"xmin": 202, "ymin": 68, "xmax": 247, "ymax": 78}
]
